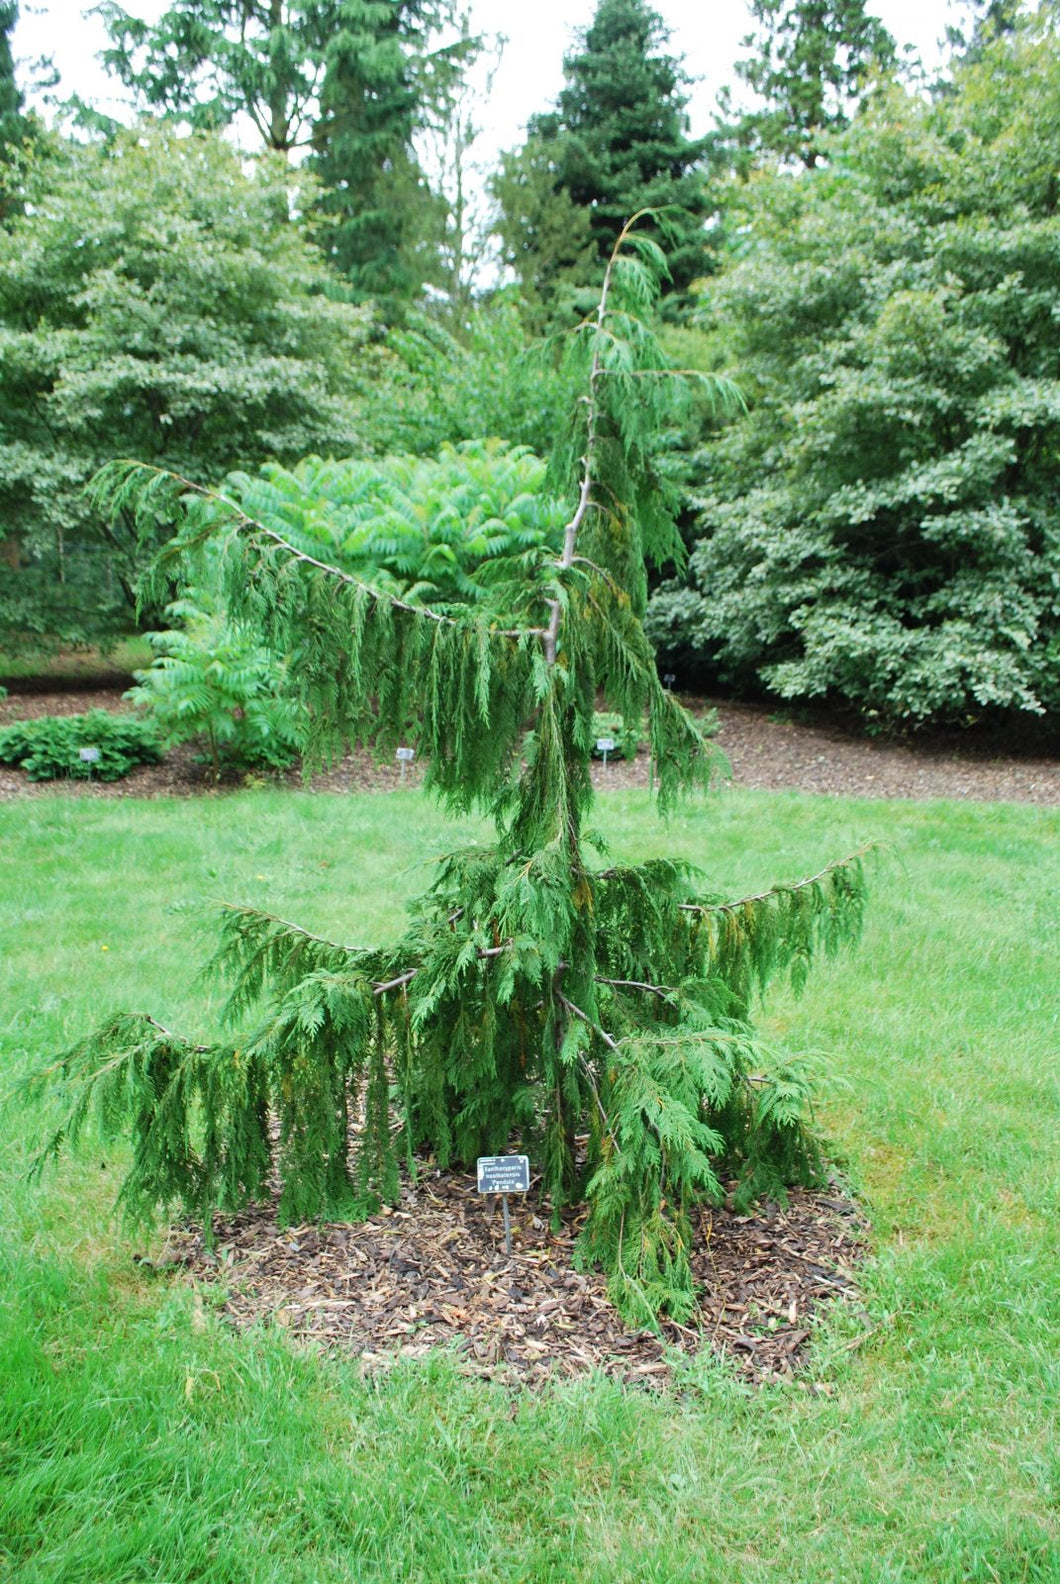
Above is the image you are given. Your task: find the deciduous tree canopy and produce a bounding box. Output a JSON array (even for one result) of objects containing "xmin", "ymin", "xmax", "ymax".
[
  {"xmin": 0, "ymin": 127, "xmax": 374, "ymax": 649},
  {"xmin": 649, "ymin": 10, "xmax": 1060, "ymax": 729}
]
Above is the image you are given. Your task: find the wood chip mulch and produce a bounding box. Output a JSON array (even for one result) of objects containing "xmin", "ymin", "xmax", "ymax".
[
  {"xmin": 2, "ymin": 684, "xmax": 1058, "ymax": 805},
  {"xmin": 156, "ymin": 1166, "xmax": 869, "ymax": 1389}
]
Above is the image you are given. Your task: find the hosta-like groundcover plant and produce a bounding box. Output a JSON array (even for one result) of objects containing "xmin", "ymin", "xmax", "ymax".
[{"xmin": 28, "ymin": 224, "xmax": 869, "ymax": 1323}]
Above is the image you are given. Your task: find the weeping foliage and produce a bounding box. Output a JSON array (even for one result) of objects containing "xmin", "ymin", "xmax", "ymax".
[{"xmin": 29, "ymin": 220, "xmax": 869, "ymax": 1325}]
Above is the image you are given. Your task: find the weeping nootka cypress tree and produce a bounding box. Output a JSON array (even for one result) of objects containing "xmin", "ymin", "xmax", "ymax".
[{"xmin": 26, "ymin": 221, "xmax": 870, "ymax": 1323}]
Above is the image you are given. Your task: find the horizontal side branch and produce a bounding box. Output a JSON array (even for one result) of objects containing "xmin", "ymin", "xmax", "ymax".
[
  {"xmin": 216, "ymin": 902, "xmax": 368, "ymax": 957},
  {"xmin": 680, "ymin": 844, "xmax": 876, "ymax": 917},
  {"xmin": 106, "ymin": 461, "xmax": 547, "ymax": 641},
  {"xmin": 372, "ymin": 939, "xmax": 514, "ymax": 997}
]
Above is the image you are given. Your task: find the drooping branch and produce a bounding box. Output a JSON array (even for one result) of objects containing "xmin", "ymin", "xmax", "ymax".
[
  {"xmin": 373, "ymin": 969, "xmax": 419, "ymax": 997},
  {"xmin": 94, "ymin": 462, "xmax": 547, "ymax": 641},
  {"xmin": 678, "ymin": 845, "xmax": 876, "ymax": 917},
  {"xmin": 215, "ymin": 902, "xmax": 367, "ymax": 956}
]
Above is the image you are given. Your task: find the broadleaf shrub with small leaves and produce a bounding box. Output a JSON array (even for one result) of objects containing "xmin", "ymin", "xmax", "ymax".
[{"xmin": 648, "ymin": 18, "xmax": 1060, "ymax": 731}]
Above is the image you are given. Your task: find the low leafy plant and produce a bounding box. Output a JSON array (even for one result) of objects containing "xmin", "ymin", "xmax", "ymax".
[
  {"xmin": 590, "ymin": 708, "xmax": 719, "ymax": 761},
  {"xmin": 128, "ymin": 598, "xmax": 302, "ymax": 778},
  {"xmin": 0, "ymin": 710, "xmax": 162, "ymax": 781},
  {"xmin": 591, "ymin": 712, "xmax": 643, "ymax": 761}
]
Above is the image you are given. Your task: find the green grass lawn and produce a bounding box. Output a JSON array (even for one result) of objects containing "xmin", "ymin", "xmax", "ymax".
[
  {"xmin": 1, "ymin": 784, "xmax": 1057, "ymax": 1583},
  {"xmin": 0, "ymin": 636, "xmax": 153, "ymax": 688}
]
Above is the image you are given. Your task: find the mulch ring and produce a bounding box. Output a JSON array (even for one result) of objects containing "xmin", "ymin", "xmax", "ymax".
[{"xmin": 159, "ymin": 1167, "xmax": 869, "ymax": 1389}]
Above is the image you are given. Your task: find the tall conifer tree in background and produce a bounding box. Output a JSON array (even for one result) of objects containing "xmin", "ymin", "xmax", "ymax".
[
  {"xmin": 495, "ymin": 0, "xmax": 710, "ymax": 327},
  {"xmin": 29, "ymin": 224, "xmax": 869, "ymax": 1324},
  {"xmin": 311, "ymin": 1, "xmax": 472, "ymax": 306},
  {"xmin": 0, "ymin": 0, "xmax": 29, "ymax": 221},
  {"xmin": 717, "ymin": 0, "xmax": 897, "ymax": 169},
  {"xmin": 99, "ymin": 0, "xmax": 326, "ymax": 151},
  {"xmin": 0, "ymin": 2, "xmax": 22, "ymax": 149},
  {"xmin": 97, "ymin": 0, "xmax": 466, "ymax": 304}
]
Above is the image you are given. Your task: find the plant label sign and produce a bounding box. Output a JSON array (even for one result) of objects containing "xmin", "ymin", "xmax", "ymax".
[
  {"xmin": 596, "ymin": 735, "xmax": 615, "ymax": 769},
  {"xmin": 395, "ymin": 747, "xmax": 415, "ymax": 762},
  {"xmin": 477, "ymin": 1154, "xmax": 529, "ymax": 1256},
  {"xmin": 78, "ymin": 747, "xmax": 101, "ymax": 764},
  {"xmin": 477, "ymin": 1154, "xmax": 530, "ymax": 1195}
]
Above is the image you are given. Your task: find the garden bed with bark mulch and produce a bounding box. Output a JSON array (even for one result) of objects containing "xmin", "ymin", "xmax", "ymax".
[
  {"xmin": 158, "ymin": 1164, "xmax": 869, "ymax": 1389},
  {"xmin": 2, "ymin": 683, "xmax": 1058, "ymax": 804}
]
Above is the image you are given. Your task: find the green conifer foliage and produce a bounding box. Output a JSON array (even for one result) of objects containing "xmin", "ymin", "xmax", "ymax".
[
  {"xmin": 26, "ymin": 223, "xmax": 869, "ymax": 1324},
  {"xmin": 494, "ymin": 0, "xmax": 711, "ymax": 327},
  {"xmin": 0, "ymin": 0, "xmax": 28, "ymax": 222},
  {"xmin": 0, "ymin": 2, "xmax": 22, "ymax": 153},
  {"xmin": 97, "ymin": 0, "xmax": 464, "ymax": 304},
  {"xmin": 310, "ymin": 0, "xmax": 461, "ymax": 304},
  {"xmin": 718, "ymin": 0, "xmax": 897, "ymax": 171}
]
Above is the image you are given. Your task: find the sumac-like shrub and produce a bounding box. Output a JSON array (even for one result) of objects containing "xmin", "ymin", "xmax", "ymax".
[{"xmin": 128, "ymin": 599, "xmax": 303, "ymax": 777}]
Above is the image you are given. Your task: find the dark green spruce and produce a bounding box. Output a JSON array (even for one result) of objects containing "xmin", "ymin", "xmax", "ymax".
[
  {"xmin": 24, "ymin": 224, "xmax": 870, "ymax": 1324},
  {"xmin": 494, "ymin": 0, "xmax": 711, "ymax": 328}
]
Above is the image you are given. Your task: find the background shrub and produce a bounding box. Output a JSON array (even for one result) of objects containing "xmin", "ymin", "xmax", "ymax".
[
  {"xmin": 0, "ymin": 710, "xmax": 162, "ymax": 781},
  {"xmin": 128, "ymin": 598, "xmax": 303, "ymax": 778}
]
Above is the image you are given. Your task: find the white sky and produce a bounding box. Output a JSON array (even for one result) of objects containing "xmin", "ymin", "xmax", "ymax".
[{"xmin": 16, "ymin": 0, "xmax": 959, "ymax": 157}]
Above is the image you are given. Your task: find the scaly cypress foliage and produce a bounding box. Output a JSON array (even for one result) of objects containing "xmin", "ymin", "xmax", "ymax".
[{"xmin": 25, "ymin": 221, "xmax": 870, "ymax": 1324}]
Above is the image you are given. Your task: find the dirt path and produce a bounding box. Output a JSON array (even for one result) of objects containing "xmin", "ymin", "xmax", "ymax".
[
  {"xmin": 2, "ymin": 685, "xmax": 1057, "ymax": 804},
  {"xmin": 711, "ymin": 701, "xmax": 1060, "ymax": 804}
]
